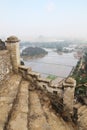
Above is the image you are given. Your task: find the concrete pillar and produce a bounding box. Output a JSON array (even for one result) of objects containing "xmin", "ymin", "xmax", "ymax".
[
  {"xmin": 6, "ymin": 36, "xmax": 20, "ymax": 73},
  {"xmin": 63, "ymin": 77, "xmax": 76, "ymax": 114}
]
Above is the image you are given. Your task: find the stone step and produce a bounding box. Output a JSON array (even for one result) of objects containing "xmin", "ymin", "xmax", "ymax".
[
  {"xmin": 78, "ymin": 115, "xmax": 87, "ymax": 130},
  {"xmin": 6, "ymin": 80, "xmax": 29, "ymax": 130},
  {"xmin": 42, "ymin": 106, "xmax": 74, "ymax": 130},
  {"xmin": 74, "ymin": 103, "xmax": 82, "ymax": 109},
  {"xmin": 0, "ymin": 74, "xmax": 22, "ymax": 130},
  {"xmin": 78, "ymin": 114, "xmax": 87, "ymax": 122},
  {"xmin": 80, "ymin": 108, "xmax": 87, "ymax": 115},
  {"xmin": 59, "ymin": 118, "xmax": 74, "ymax": 130},
  {"xmin": 43, "ymin": 108, "xmax": 65, "ymax": 130},
  {"xmin": 78, "ymin": 106, "xmax": 87, "ymax": 115},
  {"xmin": 29, "ymin": 91, "xmax": 51, "ymax": 130},
  {"xmin": 78, "ymin": 107, "xmax": 87, "ymax": 118},
  {"xmin": 78, "ymin": 108, "xmax": 87, "ymax": 121}
]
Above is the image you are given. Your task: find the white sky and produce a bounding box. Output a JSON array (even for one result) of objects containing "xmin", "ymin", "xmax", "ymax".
[{"xmin": 0, "ymin": 0, "xmax": 87, "ymax": 41}]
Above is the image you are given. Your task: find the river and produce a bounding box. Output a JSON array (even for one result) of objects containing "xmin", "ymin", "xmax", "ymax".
[{"xmin": 21, "ymin": 48, "xmax": 78, "ymax": 79}]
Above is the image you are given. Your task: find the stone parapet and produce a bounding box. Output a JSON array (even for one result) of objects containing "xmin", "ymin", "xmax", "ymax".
[
  {"xmin": 19, "ymin": 65, "xmax": 32, "ymax": 71},
  {"xmin": 37, "ymin": 77, "xmax": 51, "ymax": 83},
  {"xmin": 18, "ymin": 65, "xmax": 64, "ymax": 98},
  {"xmin": 27, "ymin": 71, "xmax": 40, "ymax": 79}
]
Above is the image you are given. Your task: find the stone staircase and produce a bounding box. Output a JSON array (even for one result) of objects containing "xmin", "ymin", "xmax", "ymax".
[
  {"xmin": 0, "ymin": 74, "xmax": 22, "ymax": 130},
  {"xmin": 0, "ymin": 74, "xmax": 77, "ymax": 130},
  {"xmin": 29, "ymin": 91, "xmax": 51, "ymax": 130},
  {"xmin": 6, "ymin": 80, "xmax": 29, "ymax": 130}
]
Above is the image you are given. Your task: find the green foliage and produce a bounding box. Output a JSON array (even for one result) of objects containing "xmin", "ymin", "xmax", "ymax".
[
  {"xmin": 83, "ymin": 52, "xmax": 87, "ymax": 72},
  {"xmin": 72, "ymin": 60, "xmax": 81, "ymax": 77},
  {"xmin": 72, "ymin": 58, "xmax": 87, "ymax": 85},
  {"xmin": 47, "ymin": 75, "xmax": 57, "ymax": 80},
  {"xmin": 75, "ymin": 86, "xmax": 86, "ymax": 96},
  {"xmin": 22, "ymin": 47, "xmax": 48, "ymax": 56},
  {"xmin": 73, "ymin": 52, "xmax": 87, "ymax": 97},
  {"xmin": 84, "ymin": 52, "xmax": 87, "ymax": 62}
]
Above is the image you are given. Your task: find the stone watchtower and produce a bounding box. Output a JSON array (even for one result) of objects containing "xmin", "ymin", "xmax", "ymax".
[
  {"xmin": 6, "ymin": 36, "xmax": 20, "ymax": 73},
  {"xmin": 63, "ymin": 77, "xmax": 76, "ymax": 115}
]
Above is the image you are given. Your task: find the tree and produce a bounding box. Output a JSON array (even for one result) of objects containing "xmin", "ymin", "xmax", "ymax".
[
  {"xmin": 84, "ymin": 52, "xmax": 87, "ymax": 71},
  {"xmin": 84, "ymin": 52, "xmax": 87, "ymax": 62}
]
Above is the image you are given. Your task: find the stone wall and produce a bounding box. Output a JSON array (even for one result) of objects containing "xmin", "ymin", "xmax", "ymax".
[
  {"xmin": 19, "ymin": 65, "xmax": 64, "ymax": 98},
  {"xmin": 0, "ymin": 50, "xmax": 12, "ymax": 83}
]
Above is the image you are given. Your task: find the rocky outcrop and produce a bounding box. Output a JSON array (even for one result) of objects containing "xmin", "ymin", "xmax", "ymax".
[{"xmin": 21, "ymin": 47, "xmax": 48, "ymax": 58}]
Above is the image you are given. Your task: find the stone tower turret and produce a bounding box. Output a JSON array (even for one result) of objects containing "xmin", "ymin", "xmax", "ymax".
[
  {"xmin": 63, "ymin": 77, "xmax": 76, "ymax": 115},
  {"xmin": 6, "ymin": 36, "xmax": 20, "ymax": 73}
]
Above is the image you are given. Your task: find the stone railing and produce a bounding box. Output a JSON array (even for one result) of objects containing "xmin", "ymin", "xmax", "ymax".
[
  {"xmin": 18, "ymin": 65, "xmax": 77, "ymax": 121},
  {"xmin": 18, "ymin": 65, "xmax": 63, "ymax": 98}
]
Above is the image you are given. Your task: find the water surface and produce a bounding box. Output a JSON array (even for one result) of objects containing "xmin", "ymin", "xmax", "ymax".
[{"xmin": 23, "ymin": 48, "xmax": 78, "ymax": 78}]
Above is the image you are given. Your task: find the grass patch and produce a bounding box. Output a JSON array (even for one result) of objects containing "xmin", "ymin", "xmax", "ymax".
[{"xmin": 47, "ymin": 75, "xmax": 57, "ymax": 80}]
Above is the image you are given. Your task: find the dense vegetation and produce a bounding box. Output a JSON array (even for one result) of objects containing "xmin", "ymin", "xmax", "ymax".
[
  {"xmin": 72, "ymin": 52, "xmax": 87, "ymax": 98},
  {"xmin": 84, "ymin": 52, "xmax": 87, "ymax": 71},
  {"xmin": 72, "ymin": 59, "xmax": 87, "ymax": 85},
  {"xmin": 21, "ymin": 47, "xmax": 48, "ymax": 57}
]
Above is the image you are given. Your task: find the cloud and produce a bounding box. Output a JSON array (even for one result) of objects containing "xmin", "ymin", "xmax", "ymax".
[{"xmin": 46, "ymin": 1, "xmax": 56, "ymax": 12}]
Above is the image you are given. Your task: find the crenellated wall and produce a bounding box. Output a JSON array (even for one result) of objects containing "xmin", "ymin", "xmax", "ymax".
[{"xmin": 0, "ymin": 50, "xmax": 12, "ymax": 83}]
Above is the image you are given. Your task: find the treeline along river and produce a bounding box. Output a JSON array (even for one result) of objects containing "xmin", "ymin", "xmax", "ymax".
[{"xmin": 21, "ymin": 47, "xmax": 78, "ymax": 79}]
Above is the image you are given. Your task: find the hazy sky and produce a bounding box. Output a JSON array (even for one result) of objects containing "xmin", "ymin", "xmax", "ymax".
[{"xmin": 0, "ymin": 0, "xmax": 87, "ymax": 40}]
